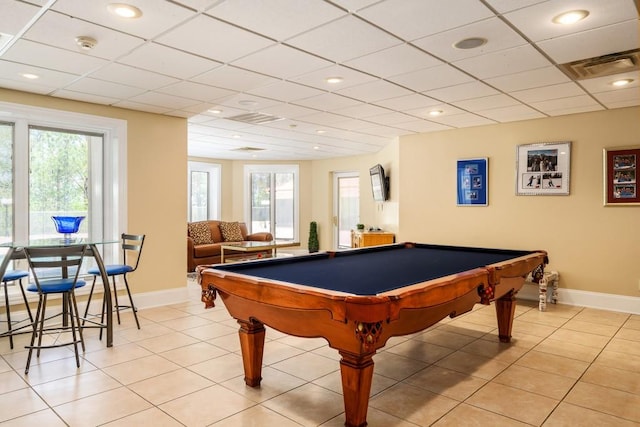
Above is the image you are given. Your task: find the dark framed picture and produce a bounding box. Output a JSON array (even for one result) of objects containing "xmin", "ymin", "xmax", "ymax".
[
  {"xmin": 457, "ymin": 158, "xmax": 488, "ymax": 206},
  {"xmin": 604, "ymin": 146, "xmax": 639, "ymax": 206},
  {"xmin": 516, "ymin": 141, "xmax": 571, "ymax": 195}
]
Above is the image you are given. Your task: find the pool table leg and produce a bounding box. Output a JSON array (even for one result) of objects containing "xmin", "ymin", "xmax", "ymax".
[
  {"xmin": 495, "ymin": 289, "xmax": 517, "ymax": 343},
  {"xmin": 237, "ymin": 319, "xmax": 266, "ymax": 387},
  {"xmin": 339, "ymin": 351, "xmax": 375, "ymax": 427}
]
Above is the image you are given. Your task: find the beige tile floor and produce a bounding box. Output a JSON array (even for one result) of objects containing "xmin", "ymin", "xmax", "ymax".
[{"xmin": 0, "ymin": 280, "xmax": 639, "ymax": 426}]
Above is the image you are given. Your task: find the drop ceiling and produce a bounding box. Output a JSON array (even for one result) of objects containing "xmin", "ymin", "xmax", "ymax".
[{"xmin": 0, "ymin": 0, "xmax": 638, "ymax": 160}]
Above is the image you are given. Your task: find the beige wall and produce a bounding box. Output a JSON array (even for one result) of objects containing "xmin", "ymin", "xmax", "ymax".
[
  {"xmin": 1, "ymin": 89, "xmax": 187, "ymax": 294},
  {"xmin": 310, "ymin": 141, "xmax": 401, "ymax": 250},
  {"xmin": 371, "ymin": 140, "xmax": 400, "ymax": 234},
  {"xmin": 9, "ymin": 85, "xmax": 636, "ymax": 300},
  {"xmin": 399, "ymin": 106, "xmax": 640, "ymax": 297}
]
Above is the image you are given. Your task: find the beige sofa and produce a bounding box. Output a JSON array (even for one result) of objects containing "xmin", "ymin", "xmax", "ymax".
[{"xmin": 187, "ymin": 220, "xmax": 273, "ymax": 271}]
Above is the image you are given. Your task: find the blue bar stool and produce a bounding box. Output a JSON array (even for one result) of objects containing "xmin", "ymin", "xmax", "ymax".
[
  {"xmin": 1, "ymin": 270, "xmax": 33, "ymax": 349},
  {"xmin": 23, "ymin": 245, "xmax": 87, "ymax": 374},
  {"xmin": 84, "ymin": 234, "xmax": 145, "ymax": 331}
]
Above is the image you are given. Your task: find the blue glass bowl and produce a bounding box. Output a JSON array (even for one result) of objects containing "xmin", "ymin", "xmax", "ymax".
[{"xmin": 51, "ymin": 216, "xmax": 85, "ymax": 234}]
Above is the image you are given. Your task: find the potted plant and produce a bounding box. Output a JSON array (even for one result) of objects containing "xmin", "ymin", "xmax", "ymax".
[
  {"xmin": 308, "ymin": 221, "xmax": 319, "ymax": 253},
  {"xmin": 356, "ymin": 223, "xmax": 365, "ymax": 231}
]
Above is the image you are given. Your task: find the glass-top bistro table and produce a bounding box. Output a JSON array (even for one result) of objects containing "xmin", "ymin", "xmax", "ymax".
[{"xmin": 0, "ymin": 238, "xmax": 118, "ymax": 347}]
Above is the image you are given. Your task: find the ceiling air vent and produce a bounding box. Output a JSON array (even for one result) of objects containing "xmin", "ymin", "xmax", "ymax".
[
  {"xmin": 560, "ymin": 48, "xmax": 640, "ymax": 80},
  {"xmin": 227, "ymin": 112, "xmax": 284, "ymax": 124},
  {"xmin": 231, "ymin": 147, "xmax": 265, "ymax": 152}
]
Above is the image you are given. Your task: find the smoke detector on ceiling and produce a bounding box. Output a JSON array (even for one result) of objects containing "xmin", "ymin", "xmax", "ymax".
[
  {"xmin": 75, "ymin": 36, "xmax": 97, "ymax": 51},
  {"xmin": 560, "ymin": 48, "xmax": 640, "ymax": 80}
]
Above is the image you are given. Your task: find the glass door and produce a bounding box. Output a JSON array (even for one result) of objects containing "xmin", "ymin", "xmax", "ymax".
[
  {"xmin": 246, "ymin": 165, "xmax": 298, "ymax": 241},
  {"xmin": 333, "ymin": 172, "xmax": 359, "ymax": 249}
]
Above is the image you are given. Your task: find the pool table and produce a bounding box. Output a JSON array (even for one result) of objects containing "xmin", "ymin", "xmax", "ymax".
[{"xmin": 199, "ymin": 242, "xmax": 547, "ymax": 427}]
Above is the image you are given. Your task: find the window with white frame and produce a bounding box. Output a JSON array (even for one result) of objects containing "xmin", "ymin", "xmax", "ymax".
[
  {"xmin": 244, "ymin": 164, "xmax": 298, "ymax": 240},
  {"xmin": 0, "ymin": 102, "xmax": 126, "ymax": 295},
  {"xmin": 188, "ymin": 161, "xmax": 221, "ymax": 221}
]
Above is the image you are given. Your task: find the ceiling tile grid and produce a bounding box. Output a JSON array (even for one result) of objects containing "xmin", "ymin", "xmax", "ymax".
[
  {"xmin": 117, "ymin": 42, "xmax": 221, "ymax": 80},
  {"xmin": 62, "ymin": 77, "xmax": 148, "ymax": 99},
  {"xmin": 411, "ymin": 17, "xmax": 529, "ymax": 63},
  {"xmin": 2, "ymin": 39, "xmax": 109, "ymax": 75},
  {"xmin": 154, "ymin": 14, "xmax": 275, "ymax": 63},
  {"xmin": 0, "ymin": 0, "xmax": 637, "ymax": 160},
  {"xmin": 335, "ymin": 79, "xmax": 414, "ymax": 103},
  {"xmin": 230, "ymin": 43, "xmax": 333, "ymax": 80},
  {"xmin": 246, "ymin": 81, "xmax": 325, "ymax": 104},
  {"xmin": 357, "ymin": 0, "xmax": 495, "ymax": 42},
  {"xmin": 207, "ymin": 0, "xmax": 346, "ymax": 42},
  {"xmin": 23, "ymin": 10, "xmax": 146, "ymax": 60},
  {"xmin": 89, "ymin": 63, "xmax": 181, "ymax": 91},
  {"xmin": 191, "ymin": 65, "xmax": 279, "ymax": 93},
  {"xmin": 286, "ymin": 15, "xmax": 402, "ymax": 63},
  {"xmin": 0, "ymin": 1, "xmax": 42, "ymax": 36},
  {"xmin": 50, "ymin": 0, "xmax": 196, "ymax": 40}
]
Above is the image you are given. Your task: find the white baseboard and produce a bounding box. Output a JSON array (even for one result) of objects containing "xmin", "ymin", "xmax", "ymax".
[
  {"xmin": 1, "ymin": 284, "xmax": 190, "ymax": 311},
  {"xmin": 519, "ymin": 283, "xmax": 640, "ymax": 315},
  {"xmin": 4, "ymin": 282, "xmax": 638, "ymax": 316},
  {"xmin": 133, "ymin": 286, "xmax": 191, "ymax": 310}
]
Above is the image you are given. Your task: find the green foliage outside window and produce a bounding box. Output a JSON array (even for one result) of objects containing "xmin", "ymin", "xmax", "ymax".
[
  {"xmin": 29, "ymin": 128, "xmax": 89, "ymax": 211},
  {"xmin": 0, "ymin": 125, "xmax": 13, "ymax": 238},
  {"xmin": 0, "ymin": 125, "xmax": 90, "ymax": 239}
]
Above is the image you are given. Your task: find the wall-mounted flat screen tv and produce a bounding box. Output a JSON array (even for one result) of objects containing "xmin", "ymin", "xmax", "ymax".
[{"xmin": 369, "ymin": 164, "xmax": 389, "ymax": 202}]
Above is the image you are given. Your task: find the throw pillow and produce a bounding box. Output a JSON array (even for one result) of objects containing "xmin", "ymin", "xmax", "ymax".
[
  {"xmin": 220, "ymin": 221, "xmax": 244, "ymax": 242},
  {"xmin": 188, "ymin": 222, "xmax": 213, "ymax": 245}
]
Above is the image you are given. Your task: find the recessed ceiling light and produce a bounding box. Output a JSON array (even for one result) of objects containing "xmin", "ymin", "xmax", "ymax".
[
  {"xmin": 232, "ymin": 134, "xmax": 241, "ymax": 139},
  {"xmin": 612, "ymin": 78, "xmax": 633, "ymax": 87},
  {"xmin": 313, "ymin": 146, "xmax": 320, "ymax": 150},
  {"xmin": 326, "ymin": 77, "xmax": 343, "ymax": 84},
  {"xmin": 207, "ymin": 109, "xmax": 222, "ymax": 114},
  {"xmin": 453, "ymin": 37, "xmax": 487, "ymax": 50},
  {"xmin": 239, "ymin": 100, "xmax": 258, "ymax": 107},
  {"xmin": 429, "ymin": 110, "xmax": 443, "ymax": 117},
  {"xmin": 21, "ymin": 73, "xmax": 39, "ymax": 79},
  {"xmin": 107, "ymin": 3, "xmax": 143, "ymax": 19},
  {"xmin": 552, "ymin": 10, "xmax": 589, "ymax": 25},
  {"xmin": 316, "ymin": 130, "xmax": 326, "ymax": 134}
]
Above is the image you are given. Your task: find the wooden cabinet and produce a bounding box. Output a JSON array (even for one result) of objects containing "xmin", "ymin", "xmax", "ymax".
[{"xmin": 351, "ymin": 230, "xmax": 395, "ymax": 248}]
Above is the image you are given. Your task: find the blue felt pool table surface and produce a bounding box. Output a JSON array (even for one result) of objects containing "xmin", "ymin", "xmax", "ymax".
[{"xmin": 212, "ymin": 243, "xmax": 536, "ymax": 295}]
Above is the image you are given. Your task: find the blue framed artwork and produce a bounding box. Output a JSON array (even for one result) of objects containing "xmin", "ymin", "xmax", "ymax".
[{"xmin": 457, "ymin": 158, "xmax": 488, "ymax": 206}]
